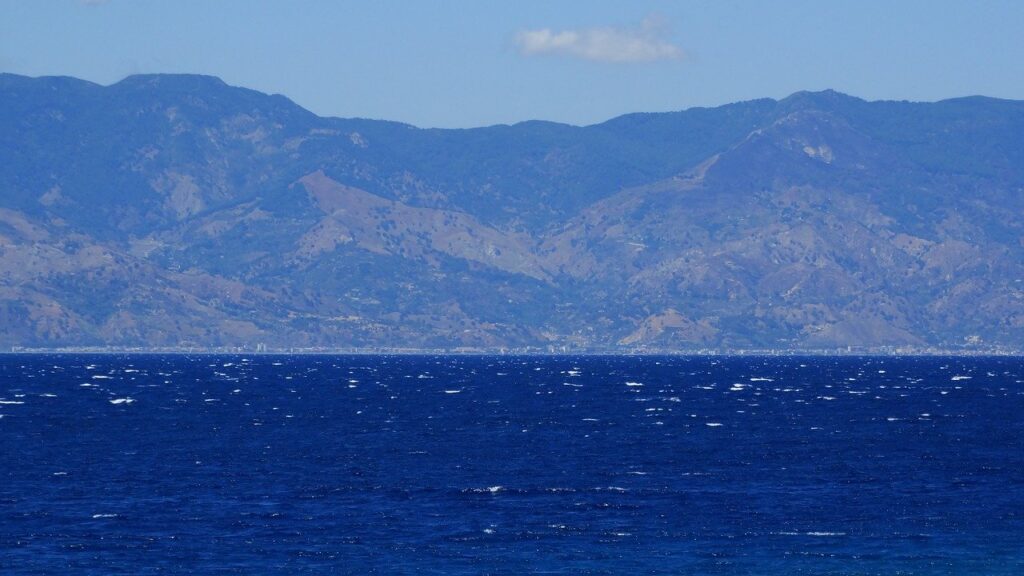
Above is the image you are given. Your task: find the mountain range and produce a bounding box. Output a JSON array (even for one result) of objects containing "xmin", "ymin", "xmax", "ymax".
[{"xmin": 3, "ymin": 73, "xmax": 1024, "ymax": 352}]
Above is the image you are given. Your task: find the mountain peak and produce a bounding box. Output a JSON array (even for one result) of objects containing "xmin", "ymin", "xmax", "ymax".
[
  {"xmin": 0, "ymin": 73, "xmax": 101, "ymax": 91},
  {"xmin": 112, "ymin": 73, "xmax": 229, "ymax": 91},
  {"xmin": 777, "ymin": 89, "xmax": 865, "ymax": 113}
]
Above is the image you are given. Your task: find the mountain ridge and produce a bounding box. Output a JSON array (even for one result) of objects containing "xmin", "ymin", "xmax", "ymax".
[{"xmin": 11, "ymin": 72, "xmax": 1018, "ymax": 127}]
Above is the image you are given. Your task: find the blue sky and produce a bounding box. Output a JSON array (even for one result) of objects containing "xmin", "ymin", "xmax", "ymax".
[{"xmin": 2, "ymin": 0, "xmax": 1023, "ymax": 127}]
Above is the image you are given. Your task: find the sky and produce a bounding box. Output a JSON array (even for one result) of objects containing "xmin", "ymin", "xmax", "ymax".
[{"xmin": 2, "ymin": 0, "xmax": 1023, "ymax": 128}]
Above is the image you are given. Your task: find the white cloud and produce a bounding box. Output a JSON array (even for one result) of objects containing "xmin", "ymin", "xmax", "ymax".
[{"xmin": 515, "ymin": 15, "xmax": 683, "ymax": 64}]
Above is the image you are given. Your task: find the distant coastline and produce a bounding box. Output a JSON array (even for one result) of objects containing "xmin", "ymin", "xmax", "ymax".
[
  {"xmin": 4, "ymin": 346, "xmax": 1021, "ymax": 357},
  {"xmin": 4, "ymin": 75, "xmax": 1024, "ymax": 353}
]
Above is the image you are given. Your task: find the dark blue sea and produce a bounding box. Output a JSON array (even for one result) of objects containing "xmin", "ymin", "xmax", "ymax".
[{"xmin": 2, "ymin": 355, "xmax": 1023, "ymax": 574}]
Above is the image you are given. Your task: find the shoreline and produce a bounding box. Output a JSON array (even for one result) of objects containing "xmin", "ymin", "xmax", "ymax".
[{"xmin": 2, "ymin": 347, "xmax": 1021, "ymax": 357}]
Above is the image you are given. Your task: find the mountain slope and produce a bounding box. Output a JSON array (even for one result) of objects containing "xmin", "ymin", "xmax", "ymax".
[{"xmin": 2, "ymin": 74, "xmax": 1023, "ymax": 351}]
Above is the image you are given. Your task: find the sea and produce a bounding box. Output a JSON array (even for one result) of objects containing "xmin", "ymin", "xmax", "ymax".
[{"xmin": 1, "ymin": 354, "xmax": 1022, "ymax": 575}]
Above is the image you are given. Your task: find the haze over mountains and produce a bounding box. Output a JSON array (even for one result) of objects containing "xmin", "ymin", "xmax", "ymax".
[{"xmin": 2, "ymin": 73, "xmax": 1024, "ymax": 351}]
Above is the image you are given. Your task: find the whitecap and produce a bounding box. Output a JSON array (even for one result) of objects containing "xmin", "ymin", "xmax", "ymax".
[
  {"xmin": 444, "ymin": 390, "xmax": 462, "ymax": 394},
  {"xmin": 0, "ymin": 400, "xmax": 25, "ymax": 405},
  {"xmin": 109, "ymin": 398, "xmax": 134, "ymax": 405},
  {"xmin": 625, "ymin": 382, "xmax": 643, "ymax": 387},
  {"xmin": 951, "ymin": 375, "xmax": 972, "ymax": 381},
  {"xmin": 468, "ymin": 486, "xmax": 503, "ymax": 494},
  {"xmin": 705, "ymin": 422, "xmax": 723, "ymax": 427}
]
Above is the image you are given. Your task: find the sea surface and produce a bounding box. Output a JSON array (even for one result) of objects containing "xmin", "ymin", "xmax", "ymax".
[{"xmin": 1, "ymin": 354, "xmax": 1023, "ymax": 575}]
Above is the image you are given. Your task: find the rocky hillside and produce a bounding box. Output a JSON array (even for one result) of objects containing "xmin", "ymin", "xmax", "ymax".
[{"xmin": 3, "ymin": 73, "xmax": 1024, "ymax": 351}]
